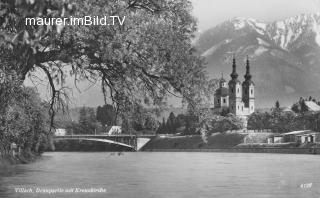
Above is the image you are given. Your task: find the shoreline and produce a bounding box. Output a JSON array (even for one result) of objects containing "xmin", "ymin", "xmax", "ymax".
[
  {"xmin": 0, "ymin": 151, "xmax": 41, "ymax": 169},
  {"xmin": 51, "ymin": 134, "xmax": 320, "ymax": 154},
  {"xmin": 142, "ymin": 134, "xmax": 320, "ymax": 154},
  {"xmin": 143, "ymin": 147, "xmax": 320, "ymax": 154}
]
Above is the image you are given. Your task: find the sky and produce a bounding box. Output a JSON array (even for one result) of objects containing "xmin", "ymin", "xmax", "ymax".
[{"xmin": 191, "ymin": 0, "xmax": 320, "ymax": 31}]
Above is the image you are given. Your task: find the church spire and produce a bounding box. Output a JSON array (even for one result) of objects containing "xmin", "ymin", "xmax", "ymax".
[
  {"xmin": 244, "ymin": 55, "xmax": 252, "ymax": 81},
  {"xmin": 230, "ymin": 54, "xmax": 238, "ymax": 80}
]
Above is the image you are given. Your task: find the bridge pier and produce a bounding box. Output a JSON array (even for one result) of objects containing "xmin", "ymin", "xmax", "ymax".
[{"xmin": 136, "ymin": 138, "xmax": 152, "ymax": 151}]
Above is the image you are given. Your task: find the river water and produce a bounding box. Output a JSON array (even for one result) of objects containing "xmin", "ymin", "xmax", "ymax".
[{"xmin": 0, "ymin": 152, "xmax": 320, "ymax": 198}]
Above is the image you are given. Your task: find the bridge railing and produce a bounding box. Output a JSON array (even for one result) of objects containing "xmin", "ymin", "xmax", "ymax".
[{"xmin": 54, "ymin": 134, "xmax": 156, "ymax": 138}]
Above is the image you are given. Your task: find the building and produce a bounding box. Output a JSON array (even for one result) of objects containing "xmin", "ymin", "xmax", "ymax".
[
  {"xmin": 267, "ymin": 130, "xmax": 320, "ymax": 144},
  {"xmin": 214, "ymin": 56, "xmax": 255, "ymax": 118},
  {"xmin": 283, "ymin": 130, "xmax": 320, "ymax": 143},
  {"xmin": 55, "ymin": 128, "xmax": 66, "ymax": 136},
  {"xmin": 304, "ymin": 101, "xmax": 320, "ymax": 112},
  {"xmin": 106, "ymin": 126, "xmax": 122, "ymax": 135}
]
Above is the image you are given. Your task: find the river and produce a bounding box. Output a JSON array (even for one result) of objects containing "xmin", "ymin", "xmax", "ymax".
[{"xmin": 0, "ymin": 152, "xmax": 320, "ymax": 198}]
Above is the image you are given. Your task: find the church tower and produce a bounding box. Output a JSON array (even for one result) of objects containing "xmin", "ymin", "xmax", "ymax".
[
  {"xmin": 228, "ymin": 56, "xmax": 242, "ymax": 115},
  {"xmin": 214, "ymin": 73, "xmax": 229, "ymax": 110},
  {"xmin": 242, "ymin": 56, "xmax": 255, "ymax": 114}
]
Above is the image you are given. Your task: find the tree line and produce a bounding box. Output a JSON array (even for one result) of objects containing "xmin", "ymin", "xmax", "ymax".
[
  {"xmin": 0, "ymin": 77, "xmax": 50, "ymax": 156},
  {"xmin": 248, "ymin": 98, "xmax": 320, "ymax": 133},
  {"xmin": 156, "ymin": 112, "xmax": 243, "ymax": 135},
  {"xmin": 158, "ymin": 97, "xmax": 320, "ymax": 136},
  {"xmin": 56, "ymin": 104, "xmax": 159, "ymax": 135}
]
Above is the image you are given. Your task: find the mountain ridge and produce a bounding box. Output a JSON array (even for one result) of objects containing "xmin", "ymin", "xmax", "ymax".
[{"xmin": 196, "ymin": 13, "xmax": 320, "ymax": 108}]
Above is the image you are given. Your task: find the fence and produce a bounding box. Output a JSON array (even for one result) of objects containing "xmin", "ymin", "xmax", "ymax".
[{"xmin": 226, "ymin": 129, "xmax": 272, "ymax": 133}]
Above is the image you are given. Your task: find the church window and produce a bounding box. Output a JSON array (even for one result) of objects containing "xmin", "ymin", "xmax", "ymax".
[
  {"xmin": 223, "ymin": 98, "xmax": 226, "ymax": 103},
  {"xmin": 251, "ymin": 106, "xmax": 253, "ymax": 110},
  {"xmin": 237, "ymin": 88, "xmax": 239, "ymax": 93},
  {"xmin": 242, "ymin": 106, "xmax": 243, "ymax": 111},
  {"xmin": 251, "ymin": 89, "xmax": 253, "ymax": 94},
  {"xmin": 238, "ymin": 106, "xmax": 239, "ymax": 110}
]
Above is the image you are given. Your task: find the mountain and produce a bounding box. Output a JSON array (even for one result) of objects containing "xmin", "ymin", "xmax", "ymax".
[{"xmin": 196, "ymin": 14, "xmax": 320, "ymax": 108}]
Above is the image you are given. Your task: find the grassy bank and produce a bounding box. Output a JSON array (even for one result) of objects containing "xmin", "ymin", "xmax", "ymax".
[{"xmin": 143, "ymin": 133, "xmax": 246, "ymax": 150}]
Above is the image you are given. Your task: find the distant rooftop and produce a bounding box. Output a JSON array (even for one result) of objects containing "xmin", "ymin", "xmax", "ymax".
[
  {"xmin": 305, "ymin": 101, "xmax": 320, "ymax": 112},
  {"xmin": 282, "ymin": 130, "xmax": 312, "ymax": 135}
]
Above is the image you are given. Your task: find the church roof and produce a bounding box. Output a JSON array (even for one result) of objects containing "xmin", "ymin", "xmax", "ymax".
[
  {"xmin": 215, "ymin": 87, "xmax": 229, "ymax": 97},
  {"xmin": 242, "ymin": 80, "xmax": 254, "ymax": 86},
  {"xmin": 219, "ymin": 77, "xmax": 226, "ymax": 83},
  {"xmin": 230, "ymin": 56, "xmax": 238, "ymax": 80},
  {"xmin": 228, "ymin": 79, "xmax": 241, "ymax": 84}
]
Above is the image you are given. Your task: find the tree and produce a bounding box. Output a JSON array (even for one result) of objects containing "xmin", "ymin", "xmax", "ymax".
[
  {"xmin": 166, "ymin": 112, "xmax": 177, "ymax": 133},
  {"xmin": 175, "ymin": 114, "xmax": 187, "ymax": 129},
  {"xmin": 96, "ymin": 104, "xmax": 116, "ymax": 126},
  {"xmin": 275, "ymin": 101, "xmax": 280, "ymax": 109},
  {"xmin": 247, "ymin": 112, "xmax": 272, "ymax": 130},
  {"xmin": 199, "ymin": 114, "xmax": 243, "ymax": 134},
  {"xmin": 78, "ymin": 107, "xmax": 97, "ymax": 134},
  {"xmin": 156, "ymin": 117, "xmax": 166, "ymax": 134},
  {"xmin": 144, "ymin": 116, "xmax": 158, "ymax": 131},
  {"xmin": 292, "ymin": 112, "xmax": 316, "ymax": 131},
  {"xmin": 183, "ymin": 114, "xmax": 199, "ymax": 135},
  {"xmin": 268, "ymin": 106, "xmax": 297, "ymax": 133},
  {"xmin": 222, "ymin": 114, "xmax": 243, "ymax": 131},
  {"xmin": 291, "ymin": 103, "xmax": 301, "ymax": 113},
  {"xmin": 1, "ymin": 87, "xmax": 50, "ymax": 154},
  {"xmin": 1, "ymin": 0, "xmax": 208, "ymax": 130}
]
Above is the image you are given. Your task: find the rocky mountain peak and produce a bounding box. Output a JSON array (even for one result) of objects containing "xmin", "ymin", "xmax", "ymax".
[{"xmin": 196, "ymin": 14, "xmax": 320, "ymax": 107}]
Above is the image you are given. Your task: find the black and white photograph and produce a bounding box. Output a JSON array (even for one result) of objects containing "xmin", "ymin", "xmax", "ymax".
[{"xmin": 1, "ymin": 0, "xmax": 320, "ymax": 197}]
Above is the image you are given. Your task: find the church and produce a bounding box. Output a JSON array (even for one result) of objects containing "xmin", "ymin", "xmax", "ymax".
[{"xmin": 213, "ymin": 56, "xmax": 255, "ymax": 118}]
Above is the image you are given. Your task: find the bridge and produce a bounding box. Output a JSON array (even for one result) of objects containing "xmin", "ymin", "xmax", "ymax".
[{"xmin": 53, "ymin": 134, "xmax": 156, "ymax": 151}]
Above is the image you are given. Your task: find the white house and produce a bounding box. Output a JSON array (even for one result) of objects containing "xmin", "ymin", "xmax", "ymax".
[
  {"xmin": 304, "ymin": 101, "xmax": 320, "ymax": 112},
  {"xmin": 267, "ymin": 130, "xmax": 320, "ymax": 144},
  {"xmin": 107, "ymin": 126, "xmax": 122, "ymax": 135},
  {"xmin": 55, "ymin": 128, "xmax": 67, "ymax": 136}
]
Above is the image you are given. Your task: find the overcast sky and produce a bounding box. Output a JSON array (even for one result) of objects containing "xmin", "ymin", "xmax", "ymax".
[{"xmin": 191, "ymin": 0, "xmax": 320, "ymax": 31}]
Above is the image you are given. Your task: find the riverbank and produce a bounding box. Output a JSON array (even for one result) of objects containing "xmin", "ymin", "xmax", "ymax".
[
  {"xmin": 143, "ymin": 147, "xmax": 320, "ymax": 154},
  {"xmin": 143, "ymin": 133, "xmax": 246, "ymax": 150},
  {"xmin": 0, "ymin": 151, "xmax": 40, "ymax": 169},
  {"xmin": 142, "ymin": 133, "xmax": 320, "ymax": 154}
]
